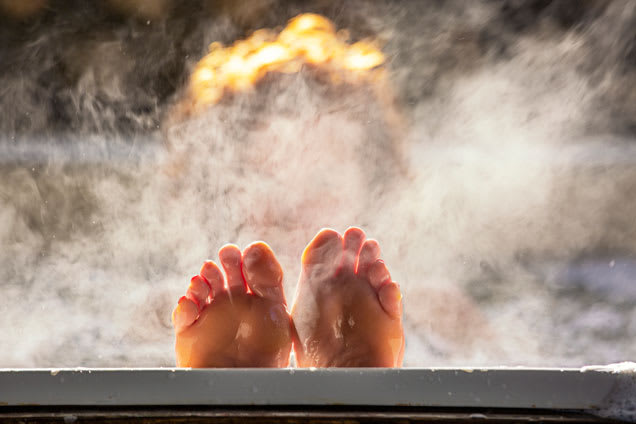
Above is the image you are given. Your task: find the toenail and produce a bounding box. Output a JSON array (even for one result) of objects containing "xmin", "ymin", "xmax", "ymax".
[
  {"xmin": 316, "ymin": 230, "xmax": 340, "ymax": 244},
  {"xmin": 222, "ymin": 256, "xmax": 240, "ymax": 267},
  {"xmin": 197, "ymin": 274, "xmax": 212, "ymax": 289},
  {"xmin": 344, "ymin": 227, "xmax": 364, "ymax": 240},
  {"xmin": 244, "ymin": 246, "xmax": 264, "ymax": 262}
]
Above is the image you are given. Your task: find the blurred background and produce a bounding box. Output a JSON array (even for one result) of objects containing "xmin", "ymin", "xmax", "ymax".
[{"xmin": 1, "ymin": 0, "xmax": 635, "ymax": 367}]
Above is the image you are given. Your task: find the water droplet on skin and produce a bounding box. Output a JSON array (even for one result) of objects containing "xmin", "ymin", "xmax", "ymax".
[{"xmin": 270, "ymin": 309, "xmax": 279, "ymax": 322}]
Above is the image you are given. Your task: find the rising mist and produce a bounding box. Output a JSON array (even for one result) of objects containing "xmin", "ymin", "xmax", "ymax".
[{"xmin": 1, "ymin": 0, "xmax": 635, "ymax": 367}]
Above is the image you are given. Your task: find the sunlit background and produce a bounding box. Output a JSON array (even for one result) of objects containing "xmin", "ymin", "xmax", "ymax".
[{"xmin": 1, "ymin": 0, "xmax": 635, "ymax": 367}]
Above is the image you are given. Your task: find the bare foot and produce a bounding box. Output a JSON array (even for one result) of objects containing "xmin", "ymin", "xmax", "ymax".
[
  {"xmin": 291, "ymin": 227, "xmax": 404, "ymax": 367},
  {"xmin": 172, "ymin": 242, "xmax": 292, "ymax": 367}
]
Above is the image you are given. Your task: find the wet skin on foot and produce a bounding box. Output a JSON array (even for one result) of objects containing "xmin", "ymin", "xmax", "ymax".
[
  {"xmin": 291, "ymin": 227, "xmax": 404, "ymax": 367},
  {"xmin": 172, "ymin": 242, "xmax": 292, "ymax": 367}
]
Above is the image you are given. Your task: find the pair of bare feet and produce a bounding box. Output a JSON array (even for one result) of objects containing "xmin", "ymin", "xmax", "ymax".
[{"xmin": 172, "ymin": 227, "xmax": 404, "ymax": 367}]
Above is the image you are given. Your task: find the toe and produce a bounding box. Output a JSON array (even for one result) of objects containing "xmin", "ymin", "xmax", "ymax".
[
  {"xmin": 368, "ymin": 259, "xmax": 391, "ymax": 289},
  {"xmin": 356, "ymin": 239, "xmax": 381, "ymax": 277},
  {"xmin": 186, "ymin": 275, "xmax": 210, "ymax": 310},
  {"xmin": 378, "ymin": 282, "xmax": 402, "ymax": 319},
  {"xmin": 172, "ymin": 296, "xmax": 199, "ymax": 333},
  {"xmin": 301, "ymin": 228, "xmax": 343, "ymax": 281},
  {"xmin": 200, "ymin": 260, "xmax": 225, "ymax": 298},
  {"xmin": 342, "ymin": 227, "xmax": 365, "ymax": 274},
  {"xmin": 243, "ymin": 241, "xmax": 286, "ymax": 305},
  {"xmin": 219, "ymin": 244, "xmax": 247, "ymax": 295}
]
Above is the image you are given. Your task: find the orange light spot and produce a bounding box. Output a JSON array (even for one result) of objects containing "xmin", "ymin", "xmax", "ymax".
[
  {"xmin": 345, "ymin": 42, "xmax": 385, "ymax": 70},
  {"xmin": 188, "ymin": 13, "xmax": 385, "ymax": 111}
]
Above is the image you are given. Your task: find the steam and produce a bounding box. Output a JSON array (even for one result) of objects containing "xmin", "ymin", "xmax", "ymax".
[{"xmin": 1, "ymin": 0, "xmax": 635, "ymax": 367}]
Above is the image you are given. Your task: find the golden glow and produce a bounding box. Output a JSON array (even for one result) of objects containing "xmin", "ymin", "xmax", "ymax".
[{"xmin": 188, "ymin": 13, "xmax": 385, "ymax": 110}]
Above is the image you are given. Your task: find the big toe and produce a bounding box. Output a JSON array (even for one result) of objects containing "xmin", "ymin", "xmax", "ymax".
[
  {"xmin": 301, "ymin": 228, "xmax": 343, "ymax": 281},
  {"xmin": 243, "ymin": 241, "xmax": 286, "ymax": 305}
]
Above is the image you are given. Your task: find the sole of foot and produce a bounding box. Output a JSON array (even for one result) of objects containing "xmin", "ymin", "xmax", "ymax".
[
  {"xmin": 291, "ymin": 227, "xmax": 404, "ymax": 367},
  {"xmin": 172, "ymin": 242, "xmax": 292, "ymax": 367}
]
